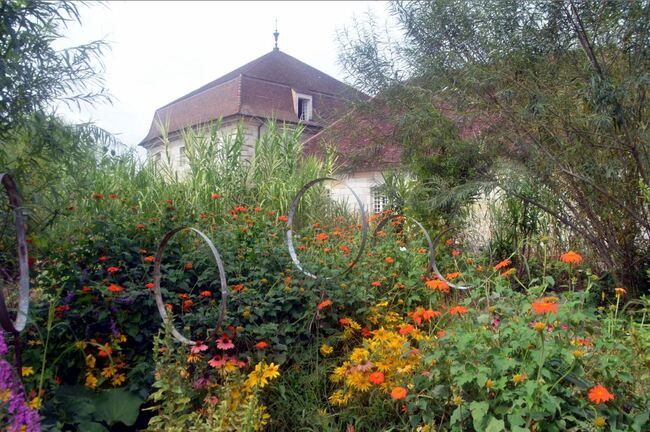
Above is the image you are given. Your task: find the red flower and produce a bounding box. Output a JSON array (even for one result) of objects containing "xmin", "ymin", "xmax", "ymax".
[
  {"xmin": 108, "ymin": 193, "xmax": 119, "ymax": 199},
  {"xmin": 145, "ymin": 282, "xmax": 155, "ymax": 289},
  {"xmin": 371, "ymin": 281, "xmax": 381, "ymax": 287},
  {"xmin": 391, "ymin": 387, "xmax": 407, "ymax": 400},
  {"xmin": 385, "ymin": 256, "xmax": 395, "ymax": 264},
  {"xmin": 368, "ymin": 371, "xmax": 385, "ymax": 385},
  {"xmin": 144, "ymin": 255, "xmax": 155, "ymax": 263},
  {"xmin": 315, "ymin": 233, "xmax": 329, "ymax": 241},
  {"xmin": 135, "ymin": 223, "xmax": 145, "ymax": 230},
  {"xmin": 340, "ymin": 245, "xmax": 350, "ymax": 255},
  {"xmin": 98, "ymin": 256, "xmax": 109, "ymax": 262},
  {"xmin": 278, "ymin": 215, "xmax": 289, "ymax": 222},
  {"xmin": 108, "ymin": 284, "xmax": 123, "ymax": 293},
  {"xmin": 451, "ymin": 250, "xmax": 460, "ymax": 256},
  {"xmin": 81, "ymin": 286, "xmax": 92, "ymax": 292},
  {"xmin": 446, "ymin": 238, "xmax": 453, "ymax": 246},
  {"xmin": 184, "ymin": 262, "xmax": 193, "ymax": 270},
  {"xmin": 266, "ymin": 210, "xmax": 276, "ymax": 216},
  {"xmin": 255, "ymin": 341, "xmax": 269, "ymax": 349},
  {"xmin": 91, "ymin": 192, "xmax": 104, "ymax": 200},
  {"xmin": 339, "ymin": 318, "xmax": 350, "ymax": 326},
  {"xmin": 200, "ymin": 291, "xmax": 211, "ymax": 297},
  {"xmin": 361, "ymin": 327, "xmax": 372, "ymax": 338},
  {"xmin": 449, "ymin": 306, "xmax": 468, "ymax": 315},
  {"xmin": 164, "ymin": 199, "xmax": 173, "ymax": 204},
  {"xmin": 231, "ymin": 283, "xmax": 245, "ymax": 292},
  {"xmin": 317, "ymin": 299, "xmax": 332, "ymax": 310},
  {"xmin": 182, "ymin": 300, "xmax": 194, "ymax": 312},
  {"xmin": 211, "ymin": 193, "xmax": 221, "ymax": 200},
  {"xmin": 437, "ymin": 330, "xmax": 446, "ymax": 338},
  {"xmin": 588, "ymin": 384, "xmax": 614, "ymax": 404},
  {"xmin": 107, "ymin": 266, "xmax": 120, "ymax": 273}
]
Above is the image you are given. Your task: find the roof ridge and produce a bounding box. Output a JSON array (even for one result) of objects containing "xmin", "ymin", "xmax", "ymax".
[{"xmin": 239, "ymin": 73, "xmax": 350, "ymax": 99}]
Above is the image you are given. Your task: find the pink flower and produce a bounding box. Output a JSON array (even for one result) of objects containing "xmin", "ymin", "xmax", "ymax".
[
  {"xmin": 208, "ymin": 355, "xmax": 225, "ymax": 368},
  {"xmin": 191, "ymin": 342, "xmax": 209, "ymax": 354},
  {"xmin": 216, "ymin": 334, "xmax": 234, "ymax": 350}
]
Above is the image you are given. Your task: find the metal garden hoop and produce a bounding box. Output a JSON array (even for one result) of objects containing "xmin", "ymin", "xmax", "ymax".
[
  {"xmin": 431, "ymin": 227, "xmax": 472, "ymax": 291},
  {"xmin": 0, "ymin": 173, "xmax": 30, "ymax": 334},
  {"xmin": 286, "ymin": 177, "xmax": 367, "ymax": 280},
  {"xmin": 153, "ymin": 227, "xmax": 228, "ymax": 345}
]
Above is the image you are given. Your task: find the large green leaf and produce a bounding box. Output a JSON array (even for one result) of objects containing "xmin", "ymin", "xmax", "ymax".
[{"xmin": 94, "ymin": 389, "xmax": 143, "ymax": 427}]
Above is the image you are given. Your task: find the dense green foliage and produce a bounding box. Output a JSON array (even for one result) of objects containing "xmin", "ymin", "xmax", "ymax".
[{"xmin": 337, "ymin": 0, "xmax": 650, "ymax": 293}]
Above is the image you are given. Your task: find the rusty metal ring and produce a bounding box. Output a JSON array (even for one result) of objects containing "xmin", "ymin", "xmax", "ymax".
[
  {"xmin": 431, "ymin": 227, "xmax": 471, "ymax": 291},
  {"xmin": 371, "ymin": 214, "xmax": 436, "ymax": 275},
  {"xmin": 0, "ymin": 173, "xmax": 30, "ymax": 333},
  {"xmin": 153, "ymin": 227, "xmax": 228, "ymax": 345},
  {"xmin": 287, "ymin": 177, "xmax": 367, "ymax": 280}
]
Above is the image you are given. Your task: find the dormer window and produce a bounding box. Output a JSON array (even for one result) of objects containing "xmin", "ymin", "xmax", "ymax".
[{"xmin": 295, "ymin": 93, "xmax": 312, "ymax": 121}]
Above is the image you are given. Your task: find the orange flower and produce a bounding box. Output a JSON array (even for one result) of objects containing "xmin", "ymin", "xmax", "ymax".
[
  {"xmin": 494, "ymin": 258, "xmax": 511, "ymax": 270},
  {"xmin": 107, "ymin": 266, "xmax": 120, "ymax": 273},
  {"xmin": 339, "ymin": 318, "xmax": 350, "ymax": 326},
  {"xmin": 200, "ymin": 291, "xmax": 211, "ymax": 297},
  {"xmin": 614, "ymin": 287, "xmax": 627, "ymax": 297},
  {"xmin": 164, "ymin": 199, "xmax": 173, "ymax": 204},
  {"xmin": 560, "ymin": 251, "xmax": 583, "ymax": 265},
  {"xmin": 98, "ymin": 256, "xmax": 109, "ymax": 262},
  {"xmin": 182, "ymin": 300, "xmax": 194, "ymax": 312},
  {"xmin": 211, "ymin": 192, "xmax": 220, "ymax": 200},
  {"xmin": 108, "ymin": 193, "xmax": 119, "ymax": 199},
  {"xmin": 144, "ymin": 255, "xmax": 155, "ymax": 263},
  {"xmin": 391, "ymin": 387, "xmax": 407, "ymax": 400},
  {"xmin": 532, "ymin": 301, "xmax": 559, "ymax": 315},
  {"xmin": 278, "ymin": 215, "xmax": 289, "ymax": 222},
  {"xmin": 437, "ymin": 330, "xmax": 446, "ymax": 338},
  {"xmin": 340, "ymin": 245, "xmax": 350, "ymax": 255},
  {"xmin": 500, "ymin": 268, "xmax": 516, "ymax": 277},
  {"xmin": 446, "ymin": 271, "xmax": 461, "ymax": 280},
  {"xmin": 91, "ymin": 192, "xmax": 104, "ymax": 200},
  {"xmin": 446, "ymin": 238, "xmax": 453, "ymax": 246},
  {"xmin": 184, "ymin": 262, "xmax": 193, "ymax": 270},
  {"xmin": 98, "ymin": 343, "xmax": 112, "ymax": 358},
  {"xmin": 423, "ymin": 309, "xmax": 440, "ymax": 320},
  {"xmin": 145, "ymin": 282, "xmax": 155, "ymax": 289},
  {"xmin": 361, "ymin": 327, "xmax": 372, "ymax": 337},
  {"xmin": 317, "ymin": 299, "xmax": 332, "ymax": 310},
  {"xmin": 255, "ymin": 341, "xmax": 269, "ymax": 349},
  {"xmin": 588, "ymin": 384, "xmax": 614, "ymax": 404},
  {"xmin": 368, "ymin": 371, "xmax": 385, "ymax": 385},
  {"xmin": 451, "ymin": 250, "xmax": 460, "ymax": 256},
  {"xmin": 165, "ymin": 303, "xmax": 173, "ymax": 312},
  {"xmin": 232, "ymin": 283, "xmax": 245, "ymax": 292},
  {"xmin": 371, "ymin": 281, "xmax": 381, "ymax": 287},
  {"xmin": 399, "ymin": 324, "xmax": 414, "ymax": 335},
  {"xmin": 384, "ymin": 256, "xmax": 395, "ymax": 264},
  {"xmin": 315, "ymin": 233, "xmax": 329, "ymax": 241},
  {"xmin": 449, "ymin": 306, "xmax": 468, "ymax": 315},
  {"xmin": 108, "ymin": 284, "xmax": 123, "ymax": 293},
  {"xmin": 426, "ymin": 279, "xmax": 449, "ymax": 293}
]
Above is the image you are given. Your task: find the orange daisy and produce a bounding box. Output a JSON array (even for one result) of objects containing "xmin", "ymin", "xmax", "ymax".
[{"xmin": 588, "ymin": 384, "xmax": 614, "ymax": 404}]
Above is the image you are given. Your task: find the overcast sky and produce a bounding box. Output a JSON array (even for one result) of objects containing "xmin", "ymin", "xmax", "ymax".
[{"xmin": 56, "ymin": 1, "xmax": 393, "ymax": 150}]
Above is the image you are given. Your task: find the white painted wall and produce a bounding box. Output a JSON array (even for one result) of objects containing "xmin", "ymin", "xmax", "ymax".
[{"xmin": 327, "ymin": 170, "xmax": 386, "ymax": 215}]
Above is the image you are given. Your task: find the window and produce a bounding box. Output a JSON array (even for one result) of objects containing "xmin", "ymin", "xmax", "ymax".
[
  {"xmin": 295, "ymin": 93, "xmax": 312, "ymax": 121},
  {"xmin": 372, "ymin": 189, "xmax": 389, "ymax": 214},
  {"xmin": 178, "ymin": 146, "xmax": 188, "ymax": 167}
]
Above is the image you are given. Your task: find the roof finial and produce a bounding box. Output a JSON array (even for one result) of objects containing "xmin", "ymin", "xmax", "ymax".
[{"xmin": 273, "ymin": 20, "xmax": 279, "ymax": 51}]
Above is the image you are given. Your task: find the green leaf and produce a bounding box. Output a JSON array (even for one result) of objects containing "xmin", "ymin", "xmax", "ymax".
[
  {"xmin": 470, "ymin": 401, "xmax": 489, "ymax": 430},
  {"xmin": 94, "ymin": 389, "xmax": 143, "ymax": 426},
  {"xmin": 485, "ymin": 417, "xmax": 506, "ymax": 432},
  {"xmin": 77, "ymin": 421, "xmax": 109, "ymax": 432}
]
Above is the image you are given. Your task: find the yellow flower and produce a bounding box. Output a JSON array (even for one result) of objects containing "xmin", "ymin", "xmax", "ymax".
[
  {"xmin": 262, "ymin": 363, "xmax": 280, "ymax": 381},
  {"xmin": 29, "ymin": 396, "xmax": 41, "ymax": 409},
  {"xmin": 111, "ymin": 373, "xmax": 126, "ymax": 386},
  {"xmin": 485, "ymin": 379, "xmax": 494, "ymax": 389},
  {"xmin": 21, "ymin": 366, "xmax": 34, "ymax": 377},
  {"xmin": 594, "ymin": 416, "xmax": 606, "ymax": 428},
  {"xmin": 1, "ymin": 389, "xmax": 10, "ymax": 402},
  {"xmin": 451, "ymin": 395, "xmax": 464, "ymax": 406},
  {"xmin": 512, "ymin": 373, "xmax": 527, "ymax": 384},
  {"xmin": 320, "ymin": 344, "xmax": 334, "ymax": 356},
  {"xmin": 101, "ymin": 364, "xmax": 117, "ymax": 378},
  {"xmin": 346, "ymin": 371, "xmax": 371, "ymax": 392},
  {"xmin": 85, "ymin": 373, "xmax": 98, "ymax": 389},
  {"xmin": 85, "ymin": 354, "xmax": 96, "ymax": 369},
  {"xmin": 75, "ymin": 341, "xmax": 87, "ymax": 350},
  {"xmin": 350, "ymin": 348, "xmax": 370, "ymax": 364},
  {"xmin": 573, "ymin": 350, "xmax": 584, "ymax": 359},
  {"xmin": 187, "ymin": 352, "xmax": 202, "ymax": 363}
]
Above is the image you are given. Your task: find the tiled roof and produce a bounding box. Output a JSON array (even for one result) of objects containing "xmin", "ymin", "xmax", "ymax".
[
  {"xmin": 303, "ymin": 99, "xmax": 493, "ymax": 171},
  {"xmin": 139, "ymin": 50, "xmax": 365, "ymax": 146}
]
